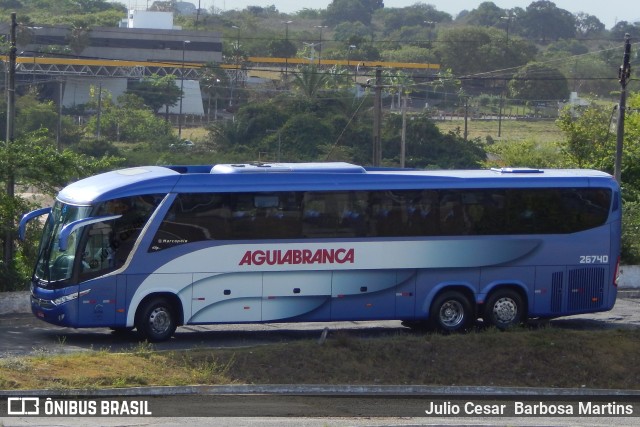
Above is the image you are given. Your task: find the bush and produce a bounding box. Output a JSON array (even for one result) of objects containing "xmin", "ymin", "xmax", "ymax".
[{"xmin": 622, "ymin": 201, "xmax": 640, "ymax": 264}]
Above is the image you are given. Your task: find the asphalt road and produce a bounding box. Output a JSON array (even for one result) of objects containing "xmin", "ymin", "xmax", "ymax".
[{"xmin": 0, "ymin": 290, "xmax": 638, "ymax": 357}]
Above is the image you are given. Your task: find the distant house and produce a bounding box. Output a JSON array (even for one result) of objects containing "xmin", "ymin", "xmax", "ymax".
[{"xmin": 558, "ymin": 92, "xmax": 590, "ymax": 116}]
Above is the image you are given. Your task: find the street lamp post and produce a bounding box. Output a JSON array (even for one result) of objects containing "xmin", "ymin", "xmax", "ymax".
[
  {"xmin": 4, "ymin": 12, "xmax": 16, "ymax": 268},
  {"xmin": 205, "ymin": 78, "xmax": 220, "ymax": 123},
  {"xmin": 230, "ymin": 25, "xmax": 240, "ymax": 107},
  {"xmin": 178, "ymin": 40, "xmax": 190, "ymax": 138},
  {"xmin": 501, "ymin": 14, "xmax": 511, "ymax": 48},
  {"xmin": 283, "ymin": 20, "xmax": 293, "ymax": 85},
  {"xmin": 424, "ymin": 21, "xmax": 435, "ymax": 49},
  {"xmin": 348, "ymin": 45, "xmax": 356, "ymax": 83}
]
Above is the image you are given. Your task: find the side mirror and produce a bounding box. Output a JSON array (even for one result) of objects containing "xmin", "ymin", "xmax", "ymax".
[
  {"xmin": 18, "ymin": 207, "xmax": 51, "ymax": 240},
  {"xmin": 58, "ymin": 215, "xmax": 122, "ymax": 251}
]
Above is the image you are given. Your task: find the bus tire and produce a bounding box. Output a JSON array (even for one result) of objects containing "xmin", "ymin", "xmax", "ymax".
[
  {"xmin": 483, "ymin": 289, "xmax": 524, "ymax": 330},
  {"xmin": 135, "ymin": 297, "xmax": 177, "ymax": 342},
  {"xmin": 430, "ymin": 290, "xmax": 473, "ymax": 333}
]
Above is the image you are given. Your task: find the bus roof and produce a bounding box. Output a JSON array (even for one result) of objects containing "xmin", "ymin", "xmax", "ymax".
[{"xmin": 56, "ymin": 163, "xmax": 618, "ymax": 205}]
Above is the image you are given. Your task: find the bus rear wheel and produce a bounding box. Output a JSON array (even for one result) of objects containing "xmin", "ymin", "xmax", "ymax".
[
  {"xmin": 430, "ymin": 290, "xmax": 473, "ymax": 333},
  {"xmin": 483, "ymin": 289, "xmax": 524, "ymax": 330},
  {"xmin": 135, "ymin": 297, "xmax": 177, "ymax": 342}
]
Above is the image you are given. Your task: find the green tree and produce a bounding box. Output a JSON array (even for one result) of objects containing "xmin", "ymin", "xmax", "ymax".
[
  {"xmin": 508, "ymin": 62, "xmax": 569, "ymax": 101},
  {"xmin": 324, "ymin": 0, "xmax": 383, "ymax": 26},
  {"xmin": 610, "ymin": 21, "xmax": 640, "ymax": 40},
  {"xmin": 458, "ymin": 1, "xmax": 507, "ymax": 27},
  {"xmin": 292, "ymin": 65, "xmax": 330, "ymax": 99},
  {"xmin": 67, "ymin": 22, "xmax": 91, "ymax": 57},
  {"xmin": 383, "ymin": 113, "xmax": 486, "ymax": 168},
  {"xmin": 85, "ymin": 91, "xmax": 173, "ymax": 144},
  {"xmin": 484, "ymin": 139, "xmax": 561, "ymax": 169},
  {"xmin": 574, "ymin": 12, "xmax": 605, "ymax": 37},
  {"xmin": 126, "ymin": 74, "xmax": 182, "ymax": 116},
  {"xmin": 434, "ymin": 26, "xmax": 537, "ymax": 76},
  {"xmin": 376, "ymin": 3, "xmax": 452, "ymax": 35},
  {"xmin": 267, "ymin": 37, "xmax": 297, "ymax": 59},
  {"xmin": 519, "ymin": 0, "xmax": 576, "ymax": 42},
  {"xmin": 557, "ymin": 93, "xmax": 640, "ymax": 262},
  {"xmin": 200, "ymin": 65, "xmax": 229, "ymax": 121},
  {"xmin": 0, "ymin": 128, "xmax": 121, "ymax": 290},
  {"xmin": 556, "ymin": 104, "xmax": 614, "ymax": 169}
]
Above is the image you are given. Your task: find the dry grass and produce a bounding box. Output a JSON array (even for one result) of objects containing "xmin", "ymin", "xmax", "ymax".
[
  {"xmin": 0, "ymin": 343, "xmax": 234, "ymax": 390},
  {"xmin": 212, "ymin": 328, "xmax": 640, "ymax": 389},
  {"xmin": 436, "ymin": 118, "xmax": 564, "ymax": 144},
  {"xmin": 179, "ymin": 127, "xmax": 210, "ymax": 142},
  {"xmin": 0, "ymin": 328, "xmax": 639, "ymax": 391}
]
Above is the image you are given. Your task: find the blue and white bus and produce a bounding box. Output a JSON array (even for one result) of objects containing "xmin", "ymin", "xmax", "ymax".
[{"xmin": 19, "ymin": 163, "xmax": 621, "ymax": 341}]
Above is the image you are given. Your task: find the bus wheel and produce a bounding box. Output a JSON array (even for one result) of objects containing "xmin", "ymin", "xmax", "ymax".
[
  {"xmin": 430, "ymin": 291, "xmax": 473, "ymax": 333},
  {"xmin": 484, "ymin": 289, "xmax": 524, "ymax": 330},
  {"xmin": 135, "ymin": 297, "xmax": 177, "ymax": 342}
]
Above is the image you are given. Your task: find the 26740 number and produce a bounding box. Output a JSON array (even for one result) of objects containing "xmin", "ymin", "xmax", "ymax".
[{"xmin": 579, "ymin": 255, "xmax": 609, "ymax": 264}]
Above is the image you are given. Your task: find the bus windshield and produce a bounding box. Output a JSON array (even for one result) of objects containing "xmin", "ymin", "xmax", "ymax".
[
  {"xmin": 33, "ymin": 195, "xmax": 165, "ymax": 287},
  {"xmin": 35, "ymin": 202, "xmax": 92, "ymax": 285}
]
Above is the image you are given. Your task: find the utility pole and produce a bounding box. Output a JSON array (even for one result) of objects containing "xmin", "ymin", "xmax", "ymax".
[
  {"xmin": 400, "ymin": 87, "xmax": 407, "ymax": 168},
  {"xmin": 615, "ymin": 34, "xmax": 631, "ymax": 183},
  {"xmin": 4, "ymin": 12, "xmax": 17, "ymax": 269},
  {"xmin": 178, "ymin": 40, "xmax": 190, "ymax": 138},
  {"xmin": 283, "ymin": 21, "xmax": 292, "ymax": 87},
  {"xmin": 96, "ymin": 82, "xmax": 102, "ymax": 138},
  {"xmin": 463, "ymin": 97, "xmax": 469, "ymax": 141},
  {"xmin": 372, "ymin": 67, "xmax": 382, "ymax": 166}
]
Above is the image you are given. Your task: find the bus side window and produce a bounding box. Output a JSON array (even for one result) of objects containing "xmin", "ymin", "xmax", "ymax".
[
  {"xmin": 303, "ymin": 191, "xmax": 367, "ymax": 237},
  {"xmin": 461, "ymin": 190, "xmax": 505, "ymax": 235},
  {"xmin": 439, "ymin": 192, "xmax": 465, "ymax": 235},
  {"xmin": 268, "ymin": 192, "xmax": 303, "ymax": 238},
  {"xmin": 340, "ymin": 192, "xmax": 369, "ymax": 237},
  {"xmin": 80, "ymin": 222, "xmax": 114, "ymax": 277},
  {"xmin": 302, "ymin": 194, "xmax": 327, "ymax": 237}
]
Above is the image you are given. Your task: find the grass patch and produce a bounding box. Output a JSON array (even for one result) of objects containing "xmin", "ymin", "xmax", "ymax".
[
  {"xmin": 436, "ymin": 119, "xmax": 564, "ymax": 144},
  {"xmin": 0, "ymin": 327, "xmax": 639, "ymax": 390}
]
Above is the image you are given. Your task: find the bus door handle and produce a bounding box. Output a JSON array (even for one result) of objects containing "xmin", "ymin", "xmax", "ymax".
[
  {"xmin": 360, "ymin": 286, "xmax": 367, "ymax": 292},
  {"xmin": 224, "ymin": 289, "xmax": 231, "ymax": 295},
  {"xmin": 293, "ymin": 288, "xmax": 301, "ymax": 294}
]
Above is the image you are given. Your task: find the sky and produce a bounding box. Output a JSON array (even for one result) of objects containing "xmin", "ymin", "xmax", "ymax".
[{"xmin": 177, "ymin": 0, "xmax": 637, "ymax": 30}]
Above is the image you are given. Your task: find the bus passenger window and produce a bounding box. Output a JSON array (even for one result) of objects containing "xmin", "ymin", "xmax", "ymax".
[{"xmin": 439, "ymin": 192, "xmax": 465, "ymax": 235}]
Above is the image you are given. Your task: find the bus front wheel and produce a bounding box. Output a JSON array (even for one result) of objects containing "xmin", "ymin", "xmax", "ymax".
[
  {"xmin": 135, "ymin": 297, "xmax": 177, "ymax": 342},
  {"xmin": 483, "ymin": 289, "xmax": 524, "ymax": 330},
  {"xmin": 430, "ymin": 290, "xmax": 473, "ymax": 333}
]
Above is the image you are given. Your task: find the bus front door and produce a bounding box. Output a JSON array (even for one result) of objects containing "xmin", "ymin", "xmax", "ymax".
[{"xmin": 77, "ymin": 276, "xmax": 119, "ymax": 327}]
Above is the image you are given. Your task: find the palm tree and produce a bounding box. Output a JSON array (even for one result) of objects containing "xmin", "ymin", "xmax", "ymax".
[{"xmin": 291, "ymin": 65, "xmax": 329, "ymax": 100}]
